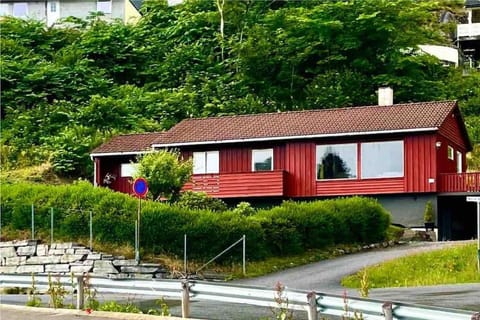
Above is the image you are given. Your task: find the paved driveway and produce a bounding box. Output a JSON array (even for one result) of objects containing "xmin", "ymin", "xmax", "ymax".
[{"xmin": 234, "ymin": 240, "xmax": 480, "ymax": 310}]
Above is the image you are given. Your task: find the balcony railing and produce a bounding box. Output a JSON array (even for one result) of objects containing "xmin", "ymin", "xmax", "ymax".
[
  {"xmin": 457, "ymin": 23, "xmax": 480, "ymax": 38},
  {"xmin": 183, "ymin": 170, "xmax": 286, "ymax": 198},
  {"xmin": 439, "ymin": 172, "xmax": 480, "ymax": 193}
]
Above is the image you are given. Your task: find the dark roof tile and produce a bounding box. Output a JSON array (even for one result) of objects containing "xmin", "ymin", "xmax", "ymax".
[{"xmin": 154, "ymin": 101, "xmax": 458, "ymax": 146}]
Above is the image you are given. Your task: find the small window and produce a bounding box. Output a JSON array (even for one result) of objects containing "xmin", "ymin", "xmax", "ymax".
[
  {"xmin": 316, "ymin": 144, "xmax": 357, "ymax": 179},
  {"xmin": 193, "ymin": 151, "xmax": 219, "ymax": 174},
  {"xmin": 50, "ymin": 2, "xmax": 56, "ymax": 12},
  {"xmin": 12, "ymin": 3, "xmax": 28, "ymax": 17},
  {"xmin": 120, "ymin": 163, "xmax": 138, "ymax": 177},
  {"xmin": 97, "ymin": 0, "xmax": 112, "ymax": 13},
  {"xmin": 252, "ymin": 149, "xmax": 273, "ymax": 171},
  {"xmin": 456, "ymin": 151, "xmax": 462, "ymax": 173},
  {"xmin": 0, "ymin": 3, "xmax": 9, "ymax": 16},
  {"xmin": 447, "ymin": 146, "xmax": 454, "ymax": 160}
]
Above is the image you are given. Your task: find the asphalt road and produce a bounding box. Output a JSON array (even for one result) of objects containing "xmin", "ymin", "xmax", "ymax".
[{"xmin": 234, "ymin": 240, "xmax": 480, "ymax": 310}]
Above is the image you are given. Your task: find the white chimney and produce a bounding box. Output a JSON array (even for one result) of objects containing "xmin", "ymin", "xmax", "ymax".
[{"xmin": 378, "ymin": 87, "xmax": 393, "ymax": 106}]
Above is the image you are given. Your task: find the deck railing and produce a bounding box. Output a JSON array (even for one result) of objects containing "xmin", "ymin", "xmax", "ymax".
[
  {"xmin": 439, "ymin": 172, "xmax": 480, "ymax": 193},
  {"xmin": 183, "ymin": 170, "xmax": 286, "ymax": 198},
  {"xmin": 457, "ymin": 23, "xmax": 480, "ymax": 38}
]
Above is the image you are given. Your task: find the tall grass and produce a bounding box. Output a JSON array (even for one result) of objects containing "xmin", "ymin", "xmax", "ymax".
[{"xmin": 342, "ymin": 243, "xmax": 480, "ymax": 288}]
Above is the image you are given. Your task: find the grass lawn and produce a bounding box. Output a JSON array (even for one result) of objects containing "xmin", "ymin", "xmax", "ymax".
[{"xmin": 341, "ymin": 242, "xmax": 480, "ymax": 289}]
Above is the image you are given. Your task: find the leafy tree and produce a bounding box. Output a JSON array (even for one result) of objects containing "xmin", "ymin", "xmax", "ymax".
[{"xmin": 134, "ymin": 150, "xmax": 192, "ymax": 201}]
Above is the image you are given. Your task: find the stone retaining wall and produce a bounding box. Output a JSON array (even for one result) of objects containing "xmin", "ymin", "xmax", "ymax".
[{"xmin": 0, "ymin": 240, "xmax": 166, "ymax": 279}]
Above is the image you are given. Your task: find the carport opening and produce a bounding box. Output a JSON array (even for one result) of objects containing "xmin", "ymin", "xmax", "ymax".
[{"xmin": 438, "ymin": 196, "xmax": 478, "ymax": 241}]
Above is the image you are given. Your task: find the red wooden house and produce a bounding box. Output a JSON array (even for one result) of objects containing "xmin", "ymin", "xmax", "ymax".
[{"xmin": 91, "ymin": 96, "xmax": 480, "ymax": 241}]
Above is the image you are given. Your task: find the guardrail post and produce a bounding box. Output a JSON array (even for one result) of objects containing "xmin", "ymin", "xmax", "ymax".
[
  {"xmin": 181, "ymin": 280, "xmax": 190, "ymax": 318},
  {"xmin": 76, "ymin": 275, "xmax": 84, "ymax": 310},
  {"xmin": 307, "ymin": 291, "xmax": 318, "ymax": 320},
  {"xmin": 382, "ymin": 301, "xmax": 393, "ymax": 320},
  {"xmin": 472, "ymin": 312, "xmax": 480, "ymax": 320}
]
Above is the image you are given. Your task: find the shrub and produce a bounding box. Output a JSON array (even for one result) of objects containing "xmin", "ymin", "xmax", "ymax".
[
  {"xmin": 176, "ymin": 191, "xmax": 227, "ymax": 212},
  {"xmin": 1, "ymin": 182, "xmax": 391, "ymax": 260},
  {"xmin": 232, "ymin": 202, "xmax": 256, "ymax": 216}
]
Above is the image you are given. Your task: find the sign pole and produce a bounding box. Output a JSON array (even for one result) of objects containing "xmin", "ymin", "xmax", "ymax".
[
  {"xmin": 136, "ymin": 197, "xmax": 141, "ymax": 264},
  {"xmin": 132, "ymin": 177, "xmax": 148, "ymax": 264},
  {"xmin": 467, "ymin": 196, "xmax": 480, "ymax": 272}
]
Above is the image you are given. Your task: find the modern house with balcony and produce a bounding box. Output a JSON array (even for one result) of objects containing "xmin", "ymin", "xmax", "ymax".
[
  {"xmin": 457, "ymin": 0, "xmax": 480, "ymax": 67},
  {"xmin": 90, "ymin": 89, "xmax": 480, "ymax": 241},
  {"xmin": 0, "ymin": 0, "xmax": 142, "ymax": 26}
]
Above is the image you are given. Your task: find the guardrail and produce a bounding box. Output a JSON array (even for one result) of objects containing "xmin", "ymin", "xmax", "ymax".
[{"xmin": 0, "ymin": 274, "xmax": 478, "ymax": 320}]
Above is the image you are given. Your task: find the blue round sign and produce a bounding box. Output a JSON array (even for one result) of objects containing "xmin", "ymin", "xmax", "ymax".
[{"xmin": 133, "ymin": 178, "xmax": 148, "ymax": 198}]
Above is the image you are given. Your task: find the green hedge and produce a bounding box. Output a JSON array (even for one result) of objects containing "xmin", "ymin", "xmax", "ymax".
[{"xmin": 0, "ymin": 181, "xmax": 391, "ymax": 260}]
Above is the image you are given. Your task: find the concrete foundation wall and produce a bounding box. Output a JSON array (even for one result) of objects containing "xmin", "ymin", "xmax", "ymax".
[{"xmin": 370, "ymin": 194, "xmax": 438, "ymax": 228}]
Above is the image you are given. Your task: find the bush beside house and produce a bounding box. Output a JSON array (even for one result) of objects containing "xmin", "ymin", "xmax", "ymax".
[{"xmin": 0, "ymin": 182, "xmax": 391, "ymax": 260}]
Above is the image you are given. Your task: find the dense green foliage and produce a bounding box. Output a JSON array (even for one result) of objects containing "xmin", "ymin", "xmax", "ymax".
[
  {"xmin": 0, "ymin": 182, "xmax": 391, "ymax": 259},
  {"xmin": 1, "ymin": 0, "xmax": 479, "ymax": 177},
  {"xmin": 135, "ymin": 150, "xmax": 193, "ymax": 200}
]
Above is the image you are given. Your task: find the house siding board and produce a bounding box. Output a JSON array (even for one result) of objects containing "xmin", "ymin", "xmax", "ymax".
[
  {"xmin": 316, "ymin": 178, "xmax": 405, "ymax": 196},
  {"xmin": 284, "ymin": 141, "xmax": 316, "ymax": 197},
  {"xmin": 96, "ymin": 155, "xmax": 136, "ymax": 195},
  {"xmin": 184, "ymin": 171, "xmax": 285, "ymax": 198},
  {"xmin": 405, "ymin": 135, "xmax": 437, "ymax": 193},
  {"xmin": 220, "ymin": 147, "xmax": 251, "ymax": 173},
  {"xmin": 438, "ymin": 111, "xmax": 468, "ymax": 150}
]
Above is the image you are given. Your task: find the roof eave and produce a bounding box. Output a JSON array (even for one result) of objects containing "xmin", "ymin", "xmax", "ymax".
[
  {"xmin": 152, "ymin": 127, "xmax": 439, "ymax": 148},
  {"xmin": 90, "ymin": 150, "xmax": 153, "ymax": 158}
]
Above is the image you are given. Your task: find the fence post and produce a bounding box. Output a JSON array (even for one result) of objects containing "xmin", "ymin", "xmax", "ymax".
[
  {"xmin": 89, "ymin": 211, "xmax": 93, "ymax": 251},
  {"xmin": 76, "ymin": 275, "xmax": 84, "ymax": 310},
  {"xmin": 242, "ymin": 234, "xmax": 246, "ymax": 276},
  {"xmin": 306, "ymin": 291, "xmax": 318, "ymax": 320},
  {"xmin": 50, "ymin": 207, "xmax": 54, "ymax": 244},
  {"xmin": 31, "ymin": 204, "xmax": 35, "ymax": 240},
  {"xmin": 181, "ymin": 280, "xmax": 190, "ymax": 318},
  {"xmin": 184, "ymin": 234, "xmax": 187, "ymax": 275},
  {"xmin": 382, "ymin": 301, "xmax": 393, "ymax": 320}
]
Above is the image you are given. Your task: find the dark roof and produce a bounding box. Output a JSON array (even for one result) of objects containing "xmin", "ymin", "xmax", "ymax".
[
  {"xmin": 466, "ymin": 0, "xmax": 480, "ymax": 8},
  {"xmin": 129, "ymin": 0, "xmax": 143, "ymax": 11},
  {"xmin": 91, "ymin": 132, "xmax": 164, "ymax": 155},
  {"xmin": 153, "ymin": 101, "xmax": 459, "ymax": 146}
]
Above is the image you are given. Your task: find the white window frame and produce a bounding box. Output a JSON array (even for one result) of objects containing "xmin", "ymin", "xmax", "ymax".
[
  {"xmin": 447, "ymin": 145, "xmax": 454, "ymax": 160},
  {"xmin": 96, "ymin": 0, "xmax": 112, "ymax": 13},
  {"xmin": 360, "ymin": 140, "xmax": 404, "ymax": 179},
  {"xmin": 120, "ymin": 163, "xmax": 138, "ymax": 177},
  {"xmin": 12, "ymin": 2, "xmax": 28, "ymax": 17},
  {"xmin": 252, "ymin": 149, "xmax": 274, "ymax": 172},
  {"xmin": 193, "ymin": 151, "xmax": 219, "ymax": 174},
  {"xmin": 456, "ymin": 151, "xmax": 462, "ymax": 173},
  {"xmin": 316, "ymin": 143, "xmax": 357, "ymax": 180},
  {"xmin": 0, "ymin": 3, "xmax": 9, "ymax": 16},
  {"xmin": 50, "ymin": 1, "xmax": 57, "ymax": 12}
]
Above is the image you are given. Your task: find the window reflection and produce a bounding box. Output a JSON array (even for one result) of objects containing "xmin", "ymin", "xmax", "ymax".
[
  {"xmin": 316, "ymin": 144, "xmax": 357, "ymax": 179},
  {"xmin": 361, "ymin": 141, "xmax": 404, "ymax": 178}
]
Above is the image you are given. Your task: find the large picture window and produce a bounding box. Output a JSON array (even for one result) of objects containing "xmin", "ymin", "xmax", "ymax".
[
  {"xmin": 316, "ymin": 144, "xmax": 357, "ymax": 179},
  {"xmin": 193, "ymin": 151, "xmax": 219, "ymax": 174},
  {"xmin": 361, "ymin": 141, "xmax": 404, "ymax": 178},
  {"xmin": 252, "ymin": 149, "xmax": 273, "ymax": 171}
]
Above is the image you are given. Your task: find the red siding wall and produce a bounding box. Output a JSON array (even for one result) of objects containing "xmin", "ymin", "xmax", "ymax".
[
  {"xmin": 184, "ymin": 171, "xmax": 285, "ymax": 198},
  {"xmin": 316, "ymin": 178, "xmax": 405, "ymax": 196},
  {"xmin": 220, "ymin": 148, "xmax": 250, "ymax": 172},
  {"xmin": 96, "ymin": 156, "xmax": 136, "ymax": 195},
  {"xmin": 438, "ymin": 111, "xmax": 468, "ymax": 150},
  {"xmin": 404, "ymin": 135, "xmax": 437, "ymax": 193},
  {"xmin": 284, "ymin": 141, "xmax": 316, "ymax": 197}
]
